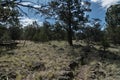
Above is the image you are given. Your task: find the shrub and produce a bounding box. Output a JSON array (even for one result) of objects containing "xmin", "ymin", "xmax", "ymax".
[{"xmin": 101, "ymin": 38, "xmax": 110, "ymax": 51}]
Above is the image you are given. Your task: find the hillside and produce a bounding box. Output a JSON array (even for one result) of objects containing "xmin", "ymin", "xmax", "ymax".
[{"xmin": 0, "ymin": 41, "xmax": 120, "ymax": 80}]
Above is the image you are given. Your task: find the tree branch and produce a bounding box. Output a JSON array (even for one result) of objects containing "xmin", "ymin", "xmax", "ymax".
[{"xmin": 16, "ymin": 6, "xmax": 30, "ymax": 18}]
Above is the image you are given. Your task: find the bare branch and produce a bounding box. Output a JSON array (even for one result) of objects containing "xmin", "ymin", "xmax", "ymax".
[{"xmin": 16, "ymin": 6, "xmax": 30, "ymax": 18}]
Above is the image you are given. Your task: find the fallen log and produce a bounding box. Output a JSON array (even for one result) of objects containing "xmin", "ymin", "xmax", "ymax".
[{"xmin": 0, "ymin": 42, "xmax": 19, "ymax": 49}]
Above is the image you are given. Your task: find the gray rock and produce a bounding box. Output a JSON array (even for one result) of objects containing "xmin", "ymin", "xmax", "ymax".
[
  {"xmin": 52, "ymin": 45, "xmax": 58, "ymax": 48},
  {"xmin": 58, "ymin": 76, "xmax": 71, "ymax": 80},
  {"xmin": 69, "ymin": 61, "xmax": 79, "ymax": 70},
  {"xmin": 30, "ymin": 62, "xmax": 45, "ymax": 71}
]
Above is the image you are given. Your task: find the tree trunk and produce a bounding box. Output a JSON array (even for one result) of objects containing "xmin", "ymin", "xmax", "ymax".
[
  {"xmin": 67, "ymin": 25, "xmax": 73, "ymax": 46},
  {"xmin": 67, "ymin": 1, "xmax": 73, "ymax": 46}
]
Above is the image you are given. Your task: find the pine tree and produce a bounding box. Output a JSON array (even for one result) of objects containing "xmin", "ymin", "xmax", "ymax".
[
  {"xmin": 48, "ymin": 0, "xmax": 91, "ymax": 46},
  {"xmin": 105, "ymin": 4, "xmax": 120, "ymax": 44}
]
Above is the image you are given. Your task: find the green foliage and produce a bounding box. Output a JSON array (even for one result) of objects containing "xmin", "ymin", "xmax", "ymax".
[
  {"xmin": 23, "ymin": 21, "xmax": 51, "ymax": 42},
  {"xmin": 105, "ymin": 4, "xmax": 120, "ymax": 44},
  {"xmin": 78, "ymin": 19, "xmax": 103, "ymax": 46},
  {"xmin": 9, "ymin": 26, "xmax": 22, "ymax": 40},
  {"xmin": 106, "ymin": 4, "xmax": 120, "ymax": 26},
  {"xmin": 22, "ymin": 21, "xmax": 68, "ymax": 42},
  {"xmin": 90, "ymin": 19, "xmax": 103, "ymax": 42},
  {"xmin": 32, "ymin": 27, "xmax": 49, "ymax": 42},
  {"xmin": 37, "ymin": 29, "xmax": 49, "ymax": 42},
  {"xmin": 0, "ymin": 32, "xmax": 11, "ymax": 41},
  {"xmin": 51, "ymin": 22, "xmax": 67, "ymax": 41},
  {"xmin": 0, "ymin": 25, "xmax": 12, "ymax": 41},
  {"xmin": 32, "ymin": 32, "xmax": 41, "ymax": 42},
  {"xmin": 49, "ymin": 0, "xmax": 91, "ymax": 46},
  {"xmin": 101, "ymin": 37, "xmax": 110, "ymax": 51},
  {"xmin": 24, "ymin": 26, "xmax": 37, "ymax": 40},
  {"xmin": 0, "ymin": 1, "xmax": 19, "ymax": 25},
  {"xmin": 0, "ymin": 25, "xmax": 8, "ymax": 39},
  {"xmin": 0, "ymin": 24, "xmax": 23, "ymax": 41}
]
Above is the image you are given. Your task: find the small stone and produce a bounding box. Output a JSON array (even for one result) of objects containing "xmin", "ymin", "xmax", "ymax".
[
  {"xmin": 52, "ymin": 45, "xmax": 58, "ymax": 48},
  {"xmin": 58, "ymin": 48, "xmax": 64, "ymax": 51},
  {"xmin": 58, "ymin": 76, "xmax": 71, "ymax": 80},
  {"xmin": 69, "ymin": 61, "xmax": 78, "ymax": 70},
  {"xmin": 30, "ymin": 62, "xmax": 45, "ymax": 71}
]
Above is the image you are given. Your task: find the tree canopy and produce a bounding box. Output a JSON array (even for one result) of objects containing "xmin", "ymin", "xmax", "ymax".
[
  {"xmin": 48, "ymin": 0, "xmax": 91, "ymax": 46},
  {"xmin": 105, "ymin": 4, "xmax": 120, "ymax": 44},
  {"xmin": 106, "ymin": 4, "xmax": 120, "ymax": 27}
]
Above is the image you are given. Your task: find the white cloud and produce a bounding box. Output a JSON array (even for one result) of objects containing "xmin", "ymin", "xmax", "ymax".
[
  {"xmin": 101, "ymin": 0, "xmax": 120, "ymax": 8},
  {"xmin": 91, "ymin": 0, "xmax": 98, "ymax": 3},
  {"xmin": 19, "ymin": 17, "xmax": 43, "ymax": 27},
  {"xmin": 34, "ymin": 5, "xmax": 42, "ymax": 8},
  {"xmin": 20, "ymin": 2, "xmax": 31, "ymax": 6},
  {"xmin": 91, "ymin": 0, "xmax": 120, "ymax": 8}
]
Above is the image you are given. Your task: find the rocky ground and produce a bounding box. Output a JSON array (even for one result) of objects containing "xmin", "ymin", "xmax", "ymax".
[{"xmin": 0, "ymin": 41, "xmax": 120, "ymax": 80}]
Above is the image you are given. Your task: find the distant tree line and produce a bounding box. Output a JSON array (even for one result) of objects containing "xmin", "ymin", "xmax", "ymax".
[{"xmin": 0, "ymin": 21, "xmax": 67, "ymax": 42}]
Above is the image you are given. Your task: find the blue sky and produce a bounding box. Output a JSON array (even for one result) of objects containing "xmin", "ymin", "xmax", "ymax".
[
  {"xmin": 19, "ymin": 0, "xmax": 120, "ymax": 27},
  {"xmin": 89, "ymin": 0, "xmax": 120, "ymax": 24}
]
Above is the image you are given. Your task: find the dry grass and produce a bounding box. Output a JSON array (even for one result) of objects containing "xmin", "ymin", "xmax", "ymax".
[
  {"xmin": 0, "ymin": 40, "xmax": 120, "ymax": 80},
  {"xmin": 0, "ymin": 41, "xmax": 79, "ymax": 80}
]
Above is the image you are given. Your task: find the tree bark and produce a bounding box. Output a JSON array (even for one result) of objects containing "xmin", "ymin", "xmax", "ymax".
[
  {"xmin": 67, "ymin": 25, "xmax": 73, "ymax": 46},
  {"xmin": 67, "ymin": 1, "xmax": 73, "ymax": 46}
]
